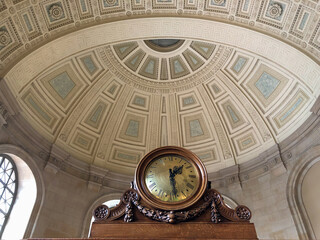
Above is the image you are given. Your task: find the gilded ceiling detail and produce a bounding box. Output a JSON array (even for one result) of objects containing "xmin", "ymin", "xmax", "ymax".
[{"xmin": 1, "ymin": 0, "xmax": 320, "ymax": 175}]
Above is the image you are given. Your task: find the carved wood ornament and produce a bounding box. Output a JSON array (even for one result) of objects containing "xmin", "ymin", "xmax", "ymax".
[
  {"xmin": 91, "ymin": 147, "xmax": 256, "ymax": 239},
  {"xmin": 93, "ymin": 188, "xmax": 251, "ymax": 224}
]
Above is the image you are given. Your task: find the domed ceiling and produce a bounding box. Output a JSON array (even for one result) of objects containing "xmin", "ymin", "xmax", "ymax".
[{"xmin": 1, "ymin": 0, "xmax": 320, "ymax": 176}]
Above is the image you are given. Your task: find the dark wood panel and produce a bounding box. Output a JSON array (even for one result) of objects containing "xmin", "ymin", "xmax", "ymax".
[{"xmin": 90, "ymin": 222, "xmax": 258, "ymax": 239}]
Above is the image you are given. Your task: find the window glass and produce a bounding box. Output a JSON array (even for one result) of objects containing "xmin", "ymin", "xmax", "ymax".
[{"xmin": 0, "ymin": 155, "xmax": 18, "ymax": 238}]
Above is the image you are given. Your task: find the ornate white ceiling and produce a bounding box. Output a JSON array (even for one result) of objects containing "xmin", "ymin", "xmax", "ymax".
[{"xmin": 1, "ymin": 0, "xmax": 320, "ymax": 175}]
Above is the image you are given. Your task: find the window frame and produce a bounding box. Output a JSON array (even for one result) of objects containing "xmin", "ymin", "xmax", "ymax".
[{"xmin": 0, "ymin": 154, "xmax": 18, "ymax": 239}]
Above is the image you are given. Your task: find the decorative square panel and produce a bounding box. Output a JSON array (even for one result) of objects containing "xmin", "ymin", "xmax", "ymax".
[
  {"xmin": 207, "ymin": 80, "xmax": 226, "ymax": 100},
  {"xmin": 39, "ymin": 63, "xmax": 86, "ymax": 112},
  {"xmin": 124, "ymin": 49, "xmax": 146, "ymax": 71},
  {"xmin": 21, "ymin": 89, "xmax": 59, "ymax": 134},
  {"xmin": 76, "ymin": 51, "xmax": 104, "ymax": 81},
  {"xmin": 18, "ymin": 7, "xmax": 42, "ymax": 41},
  {"xmin": 236, "ymin": 0, "xmax": 254, "ymax": 19},
  {"xmin": 152, "ymin": 0, "xmax": 177, "ymax": 9},
  {"xmin": 273, "ymin": 89, "xmax": 309, "ymax": 129},
  {"xmin": 219, "ymin": 99, "xmax": 246, "ymax": 133},
  {"xmin": 290, "ymin": 5, "xmax": 314, "ymax": 39},
  {"xmin": 310, "ymin": 20, "xmax": 320, "ymax": 50},
  {"xmin": 117, "ymin": 112, "xmax": 148, "ymax": 146},
  {"xmin": 256, "ymin": 0, "xmax": 292, "ymax": 29},
  {"xmin": 182, "ymin": 49, "xmax": 205, "ymax": 71},
  {"xmin": 178, "ymin": 91, "xmax": 201, "ymax": 111},
  {"xmin": 103, "ymin": 79, "xmax": 122, "ymax": 100},
  {"xmin": 131, "ymin": 0, "xmax": 146, "ymax": 10},
  {"xmin": 70, "ymin": 128, "xmax": 97, "ymax": 155},
  {"xmin": 113, "ymin": 42, "xmax": 138, "ymax": 60},
  {"xmin": 193, "ymin": 145, "xmax": 219, "ymax": 164},
  {"xmin": 138, "ymin": 56, "xmax": 159, "ymax": 79},
  {"xmin": 75, "ymin": 0, "xmax": 94, "ymax": 20},
  {"xmin": 169, "ymin": 56, "xmax": 190, "ymax": 79},
  {"xmin": 82, "ymin": 97, "xmax": 111, "ymax": 132},
  {"xmin": 225, "ymin": 51, "xmax": 254, "ymax": 82},
  {"xmin": 0, "ymin": 18, "xmax": 22, "ymax": 61},
  {"xmin": 181, "ymin": 112, "xmax": 213, "ymax": 146},
  {"xmin": 204, "ymin": 0, "xmax": 230, "ymax": 14},
  {"xmin": 128, "ymin": 92, "xmax": 150, "ymax": 111},
  {"xmin": 190, "ymin": 41, "xmax": 215, "ymax": 60},
  {"xmin": 245, "ymin": 63, "xmax": 289, "ymax": 109},
  {"xmin": 98, "ymin": 0, "xmax": 125, "ymax": 15},
  {"xmin": 255, "ymin": 72, "xmax": 280, "ymax": 99},
  {"xmin": 184, "ymin": 0, "xmax": 198, "ymax": 10},
  {"xmin": 110, "ymin": 144, "xmax": 145, "ymax": 166},
  {"xmin": 233, "ymin": 130, "xmax": 260, "ymax": 155},
  {"xmin": 40, "ymin": 0, "xmax": 73, "ymax": 31}
]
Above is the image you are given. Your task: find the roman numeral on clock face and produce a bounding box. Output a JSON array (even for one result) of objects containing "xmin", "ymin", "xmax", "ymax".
[
  {"xmin": 187, "ymin": 183, "xmax": 194, "ymax": 190},
  {"xmin": 149, "ymin": 182, "xmax": 157, "ymax": 190}
]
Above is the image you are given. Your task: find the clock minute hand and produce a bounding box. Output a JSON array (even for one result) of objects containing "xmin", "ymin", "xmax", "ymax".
[{"xmin": 169, "ymin": 168, "xmax": 178, "ymax": 197}]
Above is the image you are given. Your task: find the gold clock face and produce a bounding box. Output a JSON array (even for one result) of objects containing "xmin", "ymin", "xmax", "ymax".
[{"xmin": 144, "ymin": 154, "xmax": 200, "ymax": 203}]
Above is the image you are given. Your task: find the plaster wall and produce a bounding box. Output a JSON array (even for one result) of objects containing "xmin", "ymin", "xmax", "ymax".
[
  {"xmin": 218, "ymin": 169, "xmax": 298, "ymax": 239},
  {"xmin": 31, "ymin": 169, "xmax": 125, "ymax": 238},
  {"xmin": 302, "ymin": 161, "xmax": 320, "ymax": 239}
]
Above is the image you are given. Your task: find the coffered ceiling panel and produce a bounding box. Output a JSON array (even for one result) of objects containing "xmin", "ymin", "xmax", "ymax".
[{"xmin": 1, "ymin": 1, "xmax": 320, "ymax": 176}]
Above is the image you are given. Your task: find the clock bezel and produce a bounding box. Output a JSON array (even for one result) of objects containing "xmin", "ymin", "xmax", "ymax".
[{"xmin": 134, "ymin": 146, "xmax": 208, "ymax": 210}]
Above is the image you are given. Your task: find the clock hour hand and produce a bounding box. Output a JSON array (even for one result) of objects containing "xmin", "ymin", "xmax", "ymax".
[
  {"xmin": 169, "ymin": 165, "xmax": 184, "ymax": 197},
  {"xmin": 169, "ymin": 174, "xmax": 178, "ymax": 197}
]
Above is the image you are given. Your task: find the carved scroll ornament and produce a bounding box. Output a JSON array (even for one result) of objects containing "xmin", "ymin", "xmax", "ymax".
[{"xmin": 93, "ymin": 188, "xmax": 251, "ymax": 224}]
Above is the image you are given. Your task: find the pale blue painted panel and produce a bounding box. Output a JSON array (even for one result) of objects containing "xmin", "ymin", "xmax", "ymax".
[
  {"xmin": 117, "ymin": 152, "xmax": 136, "ymax": 161},
  {"xmin": 227, "ymin": 105, "xmax": 239, "ymax": 123},
  {"xmin": 174, "ymin": 60, "xmax": 184, "ymax": 73},
  {"xmin": 133, "ymin": 96, "xmax": 146, "ymax": 107},
  {"xmin": 243, "ymin": 0, "xmax": 250, "ymax": 11},
  {"xmin": 145, "ymin": 60, "xmax": 155, "ymax": 74},
  {"xmin": 242, "ymin": 138, "xmax": 252, "ymax": 146},
  {"xmin": 280, "ymin": 97, "xmax": 303, "ymax": 121},
  {"xmin": 255, "ymin": 72, "xmax": 280, "ymax": 99},
  {"xmin": 49, "ymin": 72, "xmax": 75, "ymax": 99},
  {"xmin": 82, "ymin": 56, "xmax": 97, "ymax": 74},
  {"xmin": 90, "ymin": 105, "xmax": 104, "ymax": 123},
  {"xmin": 23, "ymin": 14, "xmax": 33, "ymax": 32},
  {"xmin": 28, "ymin": 97, "xmax": 51, "ymax": 122},
  {"xmin": 126, "ymin": 120, "xmax": 139, "ymax": 137},
  {"xmin": 233, "ymin": 57, "xmax": 247, "ymax": 73},
  {"xmin": 298, "ymin": 12, "xmax": 309, "ymax": 31},
  {"xmin": 80, "ymin": 0, "xmax": 87, "ymax": 12},
  {"xmin": 189, "ymin": 119, "xmax": 204, "ymax": 137},
  {"xmin": 183, "ymin": 97, "xmax": 195, "ymax": 106},
  {"xmin": 198, "ymin": 153, "xmax": 211, "ymax": 160}
]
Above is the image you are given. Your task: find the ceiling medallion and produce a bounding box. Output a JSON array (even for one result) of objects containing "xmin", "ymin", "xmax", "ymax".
[
  {"xmin": 49, "ymin": 4, "xmax": 64, "ymax": 20},
  {"xmin": 267, "ymin": 3, "xmax": 283, "ymax": 19},
  {"xmin": 144, "ymin": 39, "xmax": 184, "ymax": 52},
  {"xmin": 0, "ymin": 30, "xmax": 11, "ymax": 47}
]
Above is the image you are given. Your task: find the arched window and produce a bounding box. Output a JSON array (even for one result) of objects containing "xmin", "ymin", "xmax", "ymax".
[{"xmin": 0, "ymin": 154, "xmax": 18, "ymax": 239}]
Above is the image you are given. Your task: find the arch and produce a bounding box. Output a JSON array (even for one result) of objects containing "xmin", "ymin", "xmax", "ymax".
[
  {"xmin": 287, "ymin": 144, "xmax": 320, "ymax": 240},
  {"xmin": 81, "ymin": 192, "xmax": 123, "ymax": 237},
  {"xmin": 0, "ymin": 144, "xmax": 45, "ymax": 238}
]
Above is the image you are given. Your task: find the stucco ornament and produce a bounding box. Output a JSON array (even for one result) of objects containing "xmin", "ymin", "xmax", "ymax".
[
  {"xmin": 49, "ymin": 4, "xmax": 64, "ymax": 20},
  {"xmin": 268, "ymin": 3, "xmax": 283, "ymax": 19},
  {"xmin": 0, "ymin": 31, "xmax": 11, "ymax": 47}
]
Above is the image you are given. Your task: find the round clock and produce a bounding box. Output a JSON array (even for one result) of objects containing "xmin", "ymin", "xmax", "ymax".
[{"xmin": 134, "ymin": 146, "xmax": 208, "ymax": 210}]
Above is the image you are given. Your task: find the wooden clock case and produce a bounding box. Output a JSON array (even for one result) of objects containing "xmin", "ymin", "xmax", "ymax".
[{"xmin": 91, "ymin": 147, "xmax": 258, "ymax": 239}]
